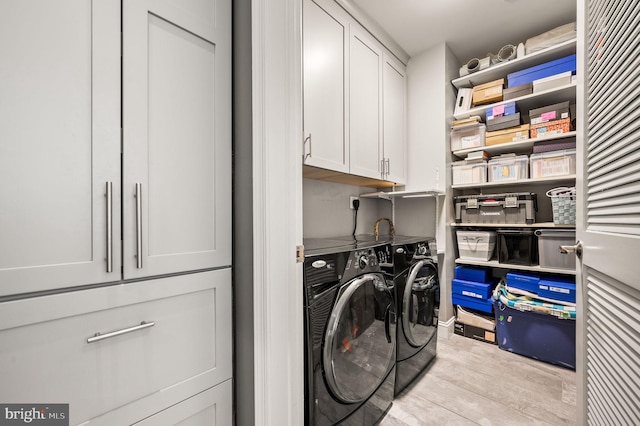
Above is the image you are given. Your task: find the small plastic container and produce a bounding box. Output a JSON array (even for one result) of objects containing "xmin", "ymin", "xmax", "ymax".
[
  {"xmin": 535, "ymin": 229, "xmax": 576, "ymax": 270},
  {"xmin": 456, "ymin": 230, "xmax": 496, "ymax": 261},
  {"xmin": 451, "ymin": 123, "xmax": 486, "ymax": 151},
  {"xmin": 530, "ymin": 149, "xmax": 576, "ymax": 178},
  {"xmin": 452, "ymin": 159, "xmax": 487, "ymax": 185},
  {"xmin": 487, "ymin": 154, "xmax": 529, "ymax": 182}
]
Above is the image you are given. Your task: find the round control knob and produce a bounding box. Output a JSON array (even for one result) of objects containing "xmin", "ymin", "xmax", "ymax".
[
  {"xmin": 395, "ymin": 247, "xmax": 405, "ymax": 254},
  {"xmin": 359, "ymin": 255, "xmax": 369, "ymax": 269},
  {"xmin": 417, "ymin": 246, "xmax": 428, "ymax": 256}
]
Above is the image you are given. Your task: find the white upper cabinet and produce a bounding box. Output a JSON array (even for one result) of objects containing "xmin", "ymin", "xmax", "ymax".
[
  {"xmin": 0, "ymin": 0, "xmax": 121, "ymax": 296},
  {"xmin": 382, "ymin": 53, "xmax": 407, "ymax": 184},
  {"xmin": 349, "ymin": 27, "xmax": 383, "ymax": 180},
  {"xmin": 302, "ymin": 0, "xmax": 406, "ymax": 184},
  {"xmin": 122, "ymin": 0, "xmax": 232, "ymax": 279},
  {"xmin": 303, "ymin": 0, "xmax": 349, "ymax": 173}
]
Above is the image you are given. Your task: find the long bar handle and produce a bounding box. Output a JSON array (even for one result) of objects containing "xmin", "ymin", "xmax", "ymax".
[
  {"xmin": 135, "ymin": 183, "xmax": 143, "ymax": 268},
  {"xmin": 106, "ymin": 182, "xmax": 113, "ymax": 273},
  {"xmin": 87, "ymin": 321, "xmax": 155, "ymax": 343},
  {"xmin": 303, "ymin": 134, "xmax": 312, "ymax": 162}
]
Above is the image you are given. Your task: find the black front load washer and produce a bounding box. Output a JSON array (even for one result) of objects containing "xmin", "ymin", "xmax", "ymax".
[
  {"xmin": 303, "ymin": 238, "xmax": 396, "ymax": 425},
  {"xmin": 390, "ymin": 236, "xmax": 439, "ymax": 395}
]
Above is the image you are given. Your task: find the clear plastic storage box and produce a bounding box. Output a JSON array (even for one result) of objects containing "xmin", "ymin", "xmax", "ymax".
[
  {"xmin": 451, "ymin": 123, "xmax": 486, "ymax": 151},
  {"xmin": 456, "ymin": 230, "xmax": 496, "ymax": 261},
  {"xmin": 487, "ymin": 154, "xmax": 529, "ymax": 182},
  {"xmin": 535, "ymin": 229, "xmax": 576, "ymax": 270},
  {"xmin": 452, "ymin": 159, "xmax": 487, "ymax": 185},
  {"xmin": 530, "ymin": 149, "xmax": 576, "ymax": 178}
]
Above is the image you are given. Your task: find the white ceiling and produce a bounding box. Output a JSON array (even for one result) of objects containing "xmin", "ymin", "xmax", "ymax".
[{"xmin": 349, "ymin": 0, "xmax": 577, "ymax": 64}]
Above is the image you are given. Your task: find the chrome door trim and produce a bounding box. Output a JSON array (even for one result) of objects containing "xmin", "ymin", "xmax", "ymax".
[
  {"xmin": 402, "ymin": 260, "xmax": 436, "ymax": 347},
  {"xmin": 323, "ymin": 273, "xmax": 388, "ymax": 403}
]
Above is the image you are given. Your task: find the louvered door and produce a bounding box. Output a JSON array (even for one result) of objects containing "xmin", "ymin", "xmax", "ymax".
[{"xmin": 579, "ymin": 0, "xmax": 640, "ymax": 424}]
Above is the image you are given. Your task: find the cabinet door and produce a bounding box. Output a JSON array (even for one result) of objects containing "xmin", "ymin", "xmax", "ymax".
[
  {"xmin": 303, "ymin": 0, "xmax": 349, "ymax": 173},
  {"xmin": 133, "ymin": 380, "xmax": 232, "ymax": 426},
  {"xmin": 123, "ymin": 0, "xmax": 232, "ymax": 279},
  {"xmin": 0, "ymin": 0, "xmax": 121, "ymax": 296},
  {"xmin": 349, "ymin": 27, "xmax": 383, "ymax": 180},
  {"xmin": 383, "ymin": 53, "xmax": 407, "ymax": 184}
]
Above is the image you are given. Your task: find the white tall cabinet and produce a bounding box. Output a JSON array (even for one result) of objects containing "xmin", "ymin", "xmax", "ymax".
[
  {"xmin": 0, "ymin": 1, "xmax": 232, "ymax": 424},
  {"xmin": 0, "ymin": 0, "xmax": 121, "ymax": 294},
  {"xmin": 123, "ymin": 0, "xmax": 231, "ymax": 279}
]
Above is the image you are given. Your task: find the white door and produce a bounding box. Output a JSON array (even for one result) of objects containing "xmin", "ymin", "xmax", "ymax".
[
  {"xmin": 349, "ymin": 27, "xmax": 383, "ymax": 180},
  {"xmin": 123, "ymin": 0, "xmax": 232, "ymax": 279},
  {"xmin": 578, "ymin": 0, "xmax": 640, "ymax": 424},
  {"xmin": 0, "ymin": 0, "xmax": 121, "ymax": 296},
  {"xmin": 302, "ymin": 0, "xmax": 349, "ymax": 173},
  {"xmin": 382, "ymin": 53, "xmax": 407, "ymax": 184}
]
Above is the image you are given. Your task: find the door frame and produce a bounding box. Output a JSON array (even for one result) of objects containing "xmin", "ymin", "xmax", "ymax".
[{"xmin": 251, "ymin": 0, "xmax": 304, "ymax": 425}]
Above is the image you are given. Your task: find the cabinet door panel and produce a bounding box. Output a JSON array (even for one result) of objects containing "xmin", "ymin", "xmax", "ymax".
[
  {"xmin": 303, "ymin": 0, "xmax": 349, "ymax": 173},
  {"xmin": 133, "ymin": 380, "xmax": 232, "ymax": 426},
  {"xmin": 123, "ymin": 0, "xmax": 231, "ymax": 278},
  {"xmin": 0, "ymin": 0, "xmax": 121, "ymax": 296},
  {"xmin": 383, "ymin": 54, "xmax": 407, "ymax": 184},
  {"xmin": 349, "ymin": 29, "xmax": 382, "ymax": 180}
]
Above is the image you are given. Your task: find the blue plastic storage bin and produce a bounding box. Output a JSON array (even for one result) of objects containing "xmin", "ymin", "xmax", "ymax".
[
  {"xmin": 538, "ymin": 278, "xmax": 576, "ymax": 303},
  {"xmin": 495, "ymin": 301, "xmax": 576, "ymax": 369},
  {"xmin": 452, "ymin": 278, "xmax": 494, "ymax": 300},
  {"xmin": 506, "ymin": 272, "xmax": 540, "ymax": 294},
  {"xmin": 452, "ymin": 293, "xmax": 494, "ymax": 314},
  {"xmin": 507, "ymin": 54, "xmax": 576, "ymax": 88},
  {"xmin": 454, "ymin": 265, "xmax": 492, "ymax": 283}
]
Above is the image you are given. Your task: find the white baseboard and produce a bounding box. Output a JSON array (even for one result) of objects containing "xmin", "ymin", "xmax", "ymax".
[{"xmin": 438, "ymin": 315, "xmax": 456, "ymax": 339}]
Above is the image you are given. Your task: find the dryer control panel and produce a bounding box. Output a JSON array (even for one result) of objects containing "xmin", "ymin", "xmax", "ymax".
[{"xmin": 342, "ymin": 244, "xmax": 389, "ymax": 283}]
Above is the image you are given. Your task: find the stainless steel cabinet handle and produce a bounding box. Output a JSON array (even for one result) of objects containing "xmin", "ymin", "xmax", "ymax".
[
  {"xmin": 106, "ymin": 182, "xmax": 113, "ymax": 273},
  {"xmin": 87, "ymin": 321, "xmax": 155, "ymax": 343},
  {"xmin": 385, "ymin": 158, "xmax": 390, "ymax": 176},
  {"xmin": 135, "ymin": 183, "xmax": 143, "ymax": 268},
  {"xmin": 560, "ymin": 241, "xmax": 583, "ymax": 259},
  {"xmin": 303, "ymin": 134, "xmax": 312, "ymax": 161}
]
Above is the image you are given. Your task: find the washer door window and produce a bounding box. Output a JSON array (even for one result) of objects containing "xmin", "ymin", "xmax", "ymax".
[
  {"xmin": 402, "ymin": 260, "xmax": 437, "ymax": 347},
  {"xmin": 323, "ymin": 273, "xmax": 395, "ymax": 403}
]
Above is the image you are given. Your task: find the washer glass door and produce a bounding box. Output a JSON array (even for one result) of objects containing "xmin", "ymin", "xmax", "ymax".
[
  {"xmin": 402, "ymin": 260, "xmax": 437, "ymax": 347},
  {"xmin": 323, "ymin": 273, "xmax": 395, "ymax": 403}
]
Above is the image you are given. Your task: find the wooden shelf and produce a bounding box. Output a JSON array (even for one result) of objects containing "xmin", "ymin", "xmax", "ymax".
[
  {"xmin": 452, "ymin": 132, "xmax": 576, "ymax": 158},
  {"xmin": 451, "ymin": 222, "xmax": 574, "ymax": 229},
  {"xmin": 452, "ymin": 174, "xmax": 576, "ymax": 190},
  {"xmin": 360, "ymin": 189, "xmax": 444, "ymax": 199},
  {"xmin": 455, "ymin": 258, "xmax": 576, "ymax": 275},
  {"xmin": 454, "ymin": 83, "xmax": 576, "ymax": 121},
  {"xmin": 303, "ymin": 165, "xmax": 398, "ymax": 188},
  {"xmin": 451, "ymin": 39, "xmax": 577, "ymax": 89}
]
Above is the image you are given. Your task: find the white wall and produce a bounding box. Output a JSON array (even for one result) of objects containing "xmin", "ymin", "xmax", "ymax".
[
  {"xmin": 406, "ymin": 43, "xmax": 447, "ymax": 192},
  {"xmin": 405, "ymin": 42, "xmax": 460, "ymax": 330},
  {"xmin": 303, "ymin": 178, "xmax": 391, "ymax": 238}
]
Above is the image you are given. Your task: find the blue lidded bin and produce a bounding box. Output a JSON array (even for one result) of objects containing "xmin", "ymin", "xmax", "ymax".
[
  {"xmin": 495, "ymin": 301, "xmax": 576, "ymax": 369},
  {"xmin": 507, "ymin": 54, "xmax": 576, "ymax": 88}
]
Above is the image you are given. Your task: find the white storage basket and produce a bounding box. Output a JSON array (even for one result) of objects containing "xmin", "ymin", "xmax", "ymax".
[{"xmin": 456, "ymin": 230, "xmax": 496, "ymax": 261}]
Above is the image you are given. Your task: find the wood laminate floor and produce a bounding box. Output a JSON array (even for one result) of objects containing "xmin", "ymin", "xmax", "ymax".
[{"xmin": 380, "ymin": 333, "xmax": 577, "ymax": 426}]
